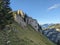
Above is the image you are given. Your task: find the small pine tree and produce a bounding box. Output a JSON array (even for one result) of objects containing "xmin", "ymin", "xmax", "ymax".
[{"xmin": 0, "ymin": 0, "xmax": 13, "ymax": 29}]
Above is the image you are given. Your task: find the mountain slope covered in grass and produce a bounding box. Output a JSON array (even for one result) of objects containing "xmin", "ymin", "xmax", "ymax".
[
  {"xmin": 49, "ymin": 24, "xmax": 60, "ymax": 29},
  {"xmin": 48, "ymin": 24, "xmax": 60, "ymax": 32},
  {"xmin": 0, "ymin": 22, "xmax": 56, "ymax": 45}
]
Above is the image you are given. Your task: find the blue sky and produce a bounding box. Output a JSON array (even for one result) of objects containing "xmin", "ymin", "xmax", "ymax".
[{"xmin": 10, "ymin": 0, "xmax": 60, "ymax": 24}]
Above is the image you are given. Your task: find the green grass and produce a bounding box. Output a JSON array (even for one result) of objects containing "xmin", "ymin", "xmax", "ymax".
[
  {"xmin": 48, "ymin": 24, "xmax": 60, "ymax": 29},
  {"xmin": 0, "ymin": 22, "xmax": 56, "ymax": 45}
]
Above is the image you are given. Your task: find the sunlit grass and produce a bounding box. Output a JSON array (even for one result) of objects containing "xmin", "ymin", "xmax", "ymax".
[{"xmin": 0, "ymin": 22, "xmax": 56, "ymax": 45}]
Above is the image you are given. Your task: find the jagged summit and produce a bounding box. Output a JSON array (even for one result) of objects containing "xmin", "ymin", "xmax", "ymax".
[
  {"xmin": 13, "ymin": 10, "xmax": 25, "ymax": 18},
  {"xmin": 17, "ymin": 10, "xmax": 25, "ymax": 18}
]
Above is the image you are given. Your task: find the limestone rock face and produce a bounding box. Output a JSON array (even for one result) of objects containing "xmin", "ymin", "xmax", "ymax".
[
  {"xmin": 13, "ymin": 10, "xmax": 27, "ymax": 28},
  {"xmin": 26, "ymin": 17, "xmax": 39, "ymax": 31},
  {"xmin": 13, "ymin": 10, "xmax": 42, "ymax": 31},
  {"xmin": 17, "ymin": 10, "xmax": 25, "ymax": 18}
]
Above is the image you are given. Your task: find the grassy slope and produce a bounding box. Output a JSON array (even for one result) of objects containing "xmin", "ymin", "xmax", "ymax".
[
  {"xmin": 0, "ymin": 22, "xmax": 56, "ymax": 45},
  {"xmin": 48, "ymin": 24, "xmax": 60, "ymax": 29}
]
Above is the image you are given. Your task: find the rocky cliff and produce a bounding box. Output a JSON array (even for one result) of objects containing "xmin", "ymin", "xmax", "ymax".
[{"xmin": 13, "ymin": 10, "xmax": 42, "ymax": 32}]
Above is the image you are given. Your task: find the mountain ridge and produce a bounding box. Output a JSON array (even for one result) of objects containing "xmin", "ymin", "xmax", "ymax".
[{"xmin": 0, "ymin": 10, "xmax": 56, "ymax": 45}]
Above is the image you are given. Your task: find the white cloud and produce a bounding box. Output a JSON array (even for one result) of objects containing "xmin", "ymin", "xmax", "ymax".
[{"xmin": 48, "ymin": 4, "xmax": 60, "ymax": 10}]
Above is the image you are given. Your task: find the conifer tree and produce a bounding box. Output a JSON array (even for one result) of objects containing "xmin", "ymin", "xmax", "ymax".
[{"xmin": 0, "ymin": 0, "xmax": 13, "ymax": 29}]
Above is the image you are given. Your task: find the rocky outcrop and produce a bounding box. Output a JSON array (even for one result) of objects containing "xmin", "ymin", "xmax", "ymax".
[
  {"xmin": 13, "ymin": 10, "xmax": 27, "ymax": 28},
  {"xmin": 25, "ymin": 16, "xmax": 39, "ymax": 31},
  {"xmin": 13, "ymin": 10, "xmax": 42, "ymax": 31}
]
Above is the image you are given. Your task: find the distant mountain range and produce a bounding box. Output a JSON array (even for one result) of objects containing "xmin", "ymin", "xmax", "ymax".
[
  {"xmin": 48, "ymin": 24, "xmax": 60, "ymax": 29},
  {"xmin": 41, "ymin": 23, "xmax": 60, "ymax": 31},
  {"xmin": 48, "ymin": 24, "xmax": 60, "ymax": 32},
  {"xmin": 41, "ymin": 24, "xmax": 54, "ymax": 30}
]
